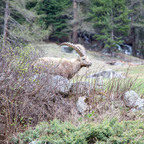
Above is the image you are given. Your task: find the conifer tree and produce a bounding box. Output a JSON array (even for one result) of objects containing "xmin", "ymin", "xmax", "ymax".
[
  {"xmin": 36, "ymin": 0, "xmax": 71, "ymax": 41},
  {"xmin": 126, "ymin": 0, "xmax": 144, "ymax": 56},
  {"xmin": 89, "ymin": 0, "xmax": 130, "ymax": 52}
]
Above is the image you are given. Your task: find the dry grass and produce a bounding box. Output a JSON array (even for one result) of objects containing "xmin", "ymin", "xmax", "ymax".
[
  {"xmin": 34, "ymin": 43, "xmax": 144, "ymax": 97},
  {"xmin": 34, "ymin": 43, "xmax": 144, "ymax": 110},
  {"xmin": 33, "ymin": 43, "xmax": 144, "ymax": 122}
]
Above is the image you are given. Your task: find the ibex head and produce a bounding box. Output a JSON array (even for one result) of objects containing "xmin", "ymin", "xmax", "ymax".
[
  {"xmin": 78, "ymin": 55, "xmax": 92, "ymax": 67},
  {"xmin": 60, "ymin": 42, "xmax": 92, "ymax": 67}
]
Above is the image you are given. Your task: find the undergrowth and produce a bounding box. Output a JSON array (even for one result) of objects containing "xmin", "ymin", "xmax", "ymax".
[
  {"xmin": 1, "ymin": 40, "xmax": 144, "ymax": 143},
  {"xmin": 11, "ymin": 118, "xmax": 144, "ymax": 144}
]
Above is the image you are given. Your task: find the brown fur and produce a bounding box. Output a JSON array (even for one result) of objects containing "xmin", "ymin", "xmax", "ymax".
[
  {"xmin": 32, "ymin": 56, "xmax": 92, "ymax": 79},
  {"xmin": 32, "ymin": 42, "xmax": 92, "ymax": 79}
]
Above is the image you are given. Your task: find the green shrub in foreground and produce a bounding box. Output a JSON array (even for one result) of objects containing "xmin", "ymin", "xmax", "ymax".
[{"xmin": 11, "ymin": 118, "xmax": 144, "ymax": 144}]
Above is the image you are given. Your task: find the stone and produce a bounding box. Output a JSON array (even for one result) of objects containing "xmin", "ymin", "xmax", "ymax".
[
  {"xmin": 29, "ymin": 141, "xmax": 52, "ymax": 144},
  {"xmin": 46, "ymin": 75, "xmax": 72, "ymax": 95},
  {"xmin": 113, "ymin": 71, "xmax": 125, "ymax": 79},
  {"xmin": 61, "ymin": 45, "xmax": 73, "ymax": 53},
  {"xmin": 88, "ymin": 69, "xmax": 125, "ymax": 79},
  {"xmin": 29, "ymin": 141, "xmax": 37, "ymax": 144},
  {"xmin": 29, "ymin": 74, "xmax": 71, "ymax": 96},
  {"xmin": 114, "ymin": 61, "xmax": 125, "ymax": 66},
  {"xmin": 76, "ymin": 97, "xmax": 88, "ymax": 114},
  {"xmin": 124, "ymin": 90, "xmax": 144, "ymax": 111},
  {"xmin": 70, "ymin": 82, "xmax": 94, "ymax": 96}
]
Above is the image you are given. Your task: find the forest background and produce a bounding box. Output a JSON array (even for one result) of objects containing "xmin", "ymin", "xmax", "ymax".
[{"xmin": 1, "ymin": 0, "xmax": 144, "ymax": 58}]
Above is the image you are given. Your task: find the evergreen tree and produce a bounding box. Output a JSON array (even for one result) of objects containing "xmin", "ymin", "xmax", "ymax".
[
  {"xmin": 126, "ymin": 0, "xmax": 144, "ymax": 56},
  {"xmin": 89, "ymin": 0, "xmax": 130, "ymax": 52},
  {"xmin": 35, "ymin": 0, "xmax": 71, "ymax": 40}
]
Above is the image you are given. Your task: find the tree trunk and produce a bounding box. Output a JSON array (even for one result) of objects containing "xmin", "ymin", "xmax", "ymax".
[
  {"xmin": 129, "ymin": 0, "xmax": 136, "ymax": 56},
  {"xmin": 73, "ymin": 0, "xmax": 78, "ymax": 44},
  {"xmin": 3, "ymin": 0, "xmax": 9, "ymax": 48},
  {"xmin": 111, "ymin": 9, "xmax": 114, "ymax": 56},
  {"xmin": 111, "ymin": 9, "xmax": 114, "ymax": 42},
  {"xmin": 131, "ymin": 28, "xmax": 137, "ymax": 56}
]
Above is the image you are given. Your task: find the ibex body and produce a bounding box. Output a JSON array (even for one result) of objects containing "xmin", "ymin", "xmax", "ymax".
[{"xmin": 32, "ymin": 42, "xmax": 92, "ymax": 79}]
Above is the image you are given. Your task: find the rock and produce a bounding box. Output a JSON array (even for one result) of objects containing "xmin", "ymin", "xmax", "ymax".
[
  {"xmin": 29, "ymin": 141, "xmax": 52, "ymax": 144},
  {"xmin": 49, "ymin": 75, "xmax": 72, "ymax": 95},
  {"xmin": 28, "ymin": 74, "xmax": 71, "ymax": 96},
  {"xmin": 88, "ymin": 69, "xmax": 125, "ymax": 79},
  {"xmin": 29, "ymin": 141, "xmax": 37, "ymax": 144},
  {"xmin": 113, "ymin": 71, "xmax": 125, "ymax": 79},
  {"xmin": 114, "ymin": 61, "xmax": 125, "ymax": 66},
  {"xmin": 106, "ymin": 61, "xmax": 116, "ymax": 65},
  {"xmin": 124, "ymin": 90, "xmax": 144, "ymax": 111},
  {"xmin": 76, "ymin": 97, "xmax": 88, "ymax": 114},
  {"xmin": 39, "ymin": 75, "xmax": 71, "ymax": 96},
  {"xmin": 70, "ymin": 82, "xmax": 94, "ymax": 96},
  {"xmin": 61, "ymin": 45, "xmax": 73, "ymax": 53},
  {"xmin": 106, "ymin": 61, "xmax": 126, "ymax": 66},
  {"xmin": 106, "ymin": 61, "xmax": 125, "ymax": 66},
  {"xmin": 89, "ymin": 76, "xmax": 103, "ymax": 86}
]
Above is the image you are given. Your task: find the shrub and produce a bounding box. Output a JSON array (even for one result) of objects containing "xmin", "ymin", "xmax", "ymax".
[
  {"xmin": 0, "ymin": 39, "xmax": 76, "ymax": 140},
  {"xmin": 10, "ymin": 118, "xmax": 144, "ymax": 144}
]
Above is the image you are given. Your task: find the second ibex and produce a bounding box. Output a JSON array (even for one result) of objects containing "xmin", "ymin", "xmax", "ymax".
[{"xmin": 32, "ymin": 42, "xmax": 92, "ymax": 79}]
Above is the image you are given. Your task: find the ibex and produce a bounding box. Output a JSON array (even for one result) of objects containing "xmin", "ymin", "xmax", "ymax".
[{"xmin": 32, "ymin": 42, "xmax": 92, "ymax": 79}]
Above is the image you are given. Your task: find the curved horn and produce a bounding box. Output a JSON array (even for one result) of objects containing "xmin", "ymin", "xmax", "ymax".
[
  {"xmin": 75, "ymin": 44, "xmax": 86, "ymax": 56},
  {"xmin": 60, "ymin": 42, "xmax": 85, "ymax": 57}
]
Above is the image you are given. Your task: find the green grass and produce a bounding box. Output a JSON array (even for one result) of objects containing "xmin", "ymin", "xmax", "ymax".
[
  {"xmin": 119, "ymin": 65, "xmax": 144, "ymax": 96},
  {"xmin": 127, "ymin": 65, "xmax": 144, "ymax": 74}
]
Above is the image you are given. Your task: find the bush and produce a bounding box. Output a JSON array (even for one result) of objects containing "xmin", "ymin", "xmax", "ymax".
[
  {"xmin": 11, "ymin": 118, "xmax": 144, "ymax": 144},
  {"xmin": 0, "ymin": 39, "xmax": 76, "ymax": 140}
]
